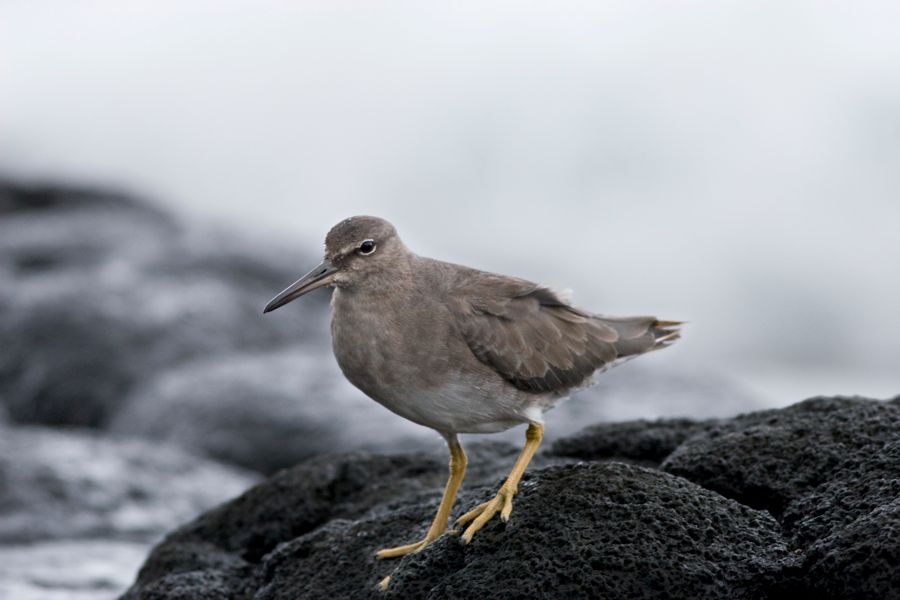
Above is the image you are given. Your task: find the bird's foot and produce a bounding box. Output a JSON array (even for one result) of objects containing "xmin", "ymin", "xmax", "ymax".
[
  {"xmin": 376, "ymin": 532, "xmax": 443, "ymax": 560},
  {"xmin": 456, "ymin": 485, "xmax": 516, "ymax": 544}
]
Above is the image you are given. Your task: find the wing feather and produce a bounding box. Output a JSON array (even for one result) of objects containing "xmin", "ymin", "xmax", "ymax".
[{"xmin": 452, "ymin": 275, "xmax": 681, "ymax": 394}]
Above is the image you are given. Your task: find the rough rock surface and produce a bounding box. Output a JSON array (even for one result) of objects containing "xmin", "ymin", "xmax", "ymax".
[
  {"xmin": 548, "ymin": 416, "xmax": 718, "ymax": 467},
  {"xmin": 661, "ymin": 396, "xmax": 900, "ymax": 519},
  {"xmin": 122, "ymin": 396, "xmax": 900, "ymax": 600}
]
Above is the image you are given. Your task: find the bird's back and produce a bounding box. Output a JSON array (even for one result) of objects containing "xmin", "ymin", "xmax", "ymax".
[{"xmin": 422, "ymin": 256, "xmax": 681, "ymax": 395}]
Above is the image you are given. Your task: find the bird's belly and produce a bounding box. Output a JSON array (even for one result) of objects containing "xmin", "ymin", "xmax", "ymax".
[
  {"xmin": 334, "ymin": 344, "xmax": 528, "ymax": 433},
  {"xmin": 392, "ymin": 379, "xmax": 535, "ymax": 434},
  {"xmin": 330, "ymin": 296, "xmax": 534, "ymax": 434}
]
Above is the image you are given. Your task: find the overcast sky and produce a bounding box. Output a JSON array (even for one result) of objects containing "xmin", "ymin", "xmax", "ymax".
[{"xmin": 2, "ymin": 1, "xmax": 899, "ymax": 405}]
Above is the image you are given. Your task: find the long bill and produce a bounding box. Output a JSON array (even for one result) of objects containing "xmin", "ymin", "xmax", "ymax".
[{"xmin": 263, "ymin": 258, "xmax": 338, "ymax": 313}]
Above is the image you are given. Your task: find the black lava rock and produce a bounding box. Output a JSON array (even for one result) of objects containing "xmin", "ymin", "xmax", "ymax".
[
  {"xmin": 122, "ymin": 396, "xmax": 900, "ymax": 600},
  {"xmin": 661, "ymin": 396, "xmax": 900, "ymax": 519},
  {"xmin": 548, "ymin": 416, "xmax": 718, "ymax": 467},
  {"xmin": 802, "ymin": 497, "xmax": 900, "ymax": 600},
  {"xmin": 125, "ymin": 457, "xmax": 792, "ymax": 600}
]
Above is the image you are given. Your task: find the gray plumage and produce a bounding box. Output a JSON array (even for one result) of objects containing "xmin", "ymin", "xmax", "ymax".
[{"xmin": 267, "ymin": 215, "xmax": 681, "ymax": 437}]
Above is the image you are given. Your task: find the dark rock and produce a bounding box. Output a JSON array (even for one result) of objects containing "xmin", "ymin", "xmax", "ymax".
[
  {"xmin": 375, "ymin": 464, "xmax": 791, "ymax": 600},
  {"xmin": 109, "ymin": 348, "xmax": 437, "ymax": 474},
  {"xmin": 131, "ymin": 443, "xmax": 548, "ymax": 573},
  {"xmin": 0, "ymin": 180, "xmax": 327, "ymax": 428},
  {"xmin": 126, "ymin": 457, "xmax": 792, "ymax": 600},
  {"xmin": 0, "ymin": 178, "xmax": 166, "ymax": 217},
  {"xmin": 548, "ymin": 416, "xmax": 718, "ymax": 467},
  {"xmin": 782, "ymin": 439, "xmax": 900, "ymax": 548},
  {"xmin": 122, "ymin": 451, "xmax": 446, "ymax": 600},
  {"xmin": 661, "ymin": 396, "xmax": 900, "ymax": 518},
  {"xmin": 659, "ymin": 396, "xmax": 900, "ymax": 599},
  {"xmin": 123, "ymin": 396, "xmax": 900, "ymax": 600},
  {"xmin": 0, "ymin": 423, "xmax": 257, "ymax": 543},
  {"xmin": 802, "ymin": 497, "xmax": 900, "ymax": 600}
]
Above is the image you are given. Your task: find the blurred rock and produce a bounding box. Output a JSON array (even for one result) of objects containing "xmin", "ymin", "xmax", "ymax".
[
  {"xmin": 0, "ymin": 178, "xmax": 327, "ymax": 427},
  {"xmin": 0, "ymin": 180, "xmax": 165, "ymax": 217},
  {"xmin": 123, "ymin": 396, "xmax": 900, "ymax": 600},
  {"xmin": 110, "ymin": 347, "xmax": 438, "ymax": 474},
  {"xmin": 0, "ymin": 423, "xmax": 257, "ymax": 543}
]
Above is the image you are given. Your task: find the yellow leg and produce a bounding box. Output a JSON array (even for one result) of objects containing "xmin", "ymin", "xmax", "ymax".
[
  {"xmin": 456, "ymin": 422, "xmax": 544, "ymax": 544},
  {"xmin": 376, "ymin": 435, "xmax": 468, "ymax": 559}
]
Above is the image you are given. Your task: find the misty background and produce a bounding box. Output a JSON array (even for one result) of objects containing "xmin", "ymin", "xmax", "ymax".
[
  {"xmin": 3, "ymin": 1, "xmax": 899, "ymax": 405},
  {"xmin": 1, "ymin": 2, "xmax": 899, "ymax": 598}
]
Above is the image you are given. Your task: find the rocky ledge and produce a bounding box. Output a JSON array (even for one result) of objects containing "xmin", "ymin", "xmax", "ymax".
[{"xmin": 123, "ymin": 395, "xmax": 900, "ymax": 600}]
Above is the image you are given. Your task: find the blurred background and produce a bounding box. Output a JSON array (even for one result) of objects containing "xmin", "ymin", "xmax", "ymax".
[{"xmin": 1, "ymin": 1, "xmax": 899, "ymax": 598}]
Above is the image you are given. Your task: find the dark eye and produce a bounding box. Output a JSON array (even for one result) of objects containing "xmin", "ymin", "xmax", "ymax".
[{"xmin": 358, "ymin": 240, "xmax": 376, "ymax": 255}]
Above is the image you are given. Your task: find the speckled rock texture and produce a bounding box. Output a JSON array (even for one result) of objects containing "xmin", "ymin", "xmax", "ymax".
[{"xmin": 122, "ymin": 396, "xmax": 900, "ymax": 600}]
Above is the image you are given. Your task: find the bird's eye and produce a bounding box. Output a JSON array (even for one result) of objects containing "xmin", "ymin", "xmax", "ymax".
[{"xmin": 358, "ymin": 240, "xmax": 376, "ymax": 255}]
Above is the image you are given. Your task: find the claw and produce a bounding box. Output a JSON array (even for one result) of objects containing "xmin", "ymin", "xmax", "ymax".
[
  {"xmin": 458, "ymin": 487, "xmax": 516, "ymax": 544},
  {"xmin": 500, "ymin": 490, "xmax": 514, "ymax": 522}
]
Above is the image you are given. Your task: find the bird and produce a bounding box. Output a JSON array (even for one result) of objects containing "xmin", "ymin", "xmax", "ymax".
[{"xmin": 264, "ymin": 215, "xmax": 680, "ymax": 559}]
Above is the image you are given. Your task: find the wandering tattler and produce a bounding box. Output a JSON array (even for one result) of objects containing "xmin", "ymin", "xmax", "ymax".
[{"xmin": 264, "ymin": 216, "xmax": 681, "ymax": 559}]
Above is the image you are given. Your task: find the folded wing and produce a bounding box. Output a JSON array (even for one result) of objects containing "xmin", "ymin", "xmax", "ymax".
[{"xmin": 451, "ymin": 275, "xmax": 680, "ymax": 394}]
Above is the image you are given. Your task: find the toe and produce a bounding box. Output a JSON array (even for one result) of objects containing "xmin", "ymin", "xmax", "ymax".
[
  {"xmin": 455, "ymin": 500, "xmax": 490, "ymax": 526},
  {"xmin": 461, "ymin": 498, "xmax": 501, "ymax": 544},
  {"xmin": 376, "ymin": 540, "xmax": 425, "ymax": 560},
  {"xmin": 500, "ymin": 492, "xmax": 514, "ymax": 522}
]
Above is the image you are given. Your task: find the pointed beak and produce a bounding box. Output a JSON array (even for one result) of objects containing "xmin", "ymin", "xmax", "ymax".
[{"xmin": 263, "ymin": 258, "xmax": 338, "ymax": 313}]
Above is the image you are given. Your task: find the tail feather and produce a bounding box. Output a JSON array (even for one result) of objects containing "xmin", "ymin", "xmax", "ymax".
[
  {"xmin": 595, "ymin": 315, "xmax": 683, "ymax": 359},
  {"xmin": 650, "ymin": 320, "xmax": 683, "ymax": 351}
]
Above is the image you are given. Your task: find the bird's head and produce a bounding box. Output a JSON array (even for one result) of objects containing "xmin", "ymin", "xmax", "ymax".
[{"xmin": 263, "ymin": 215, "xmax": 404, "ymax": 313}]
